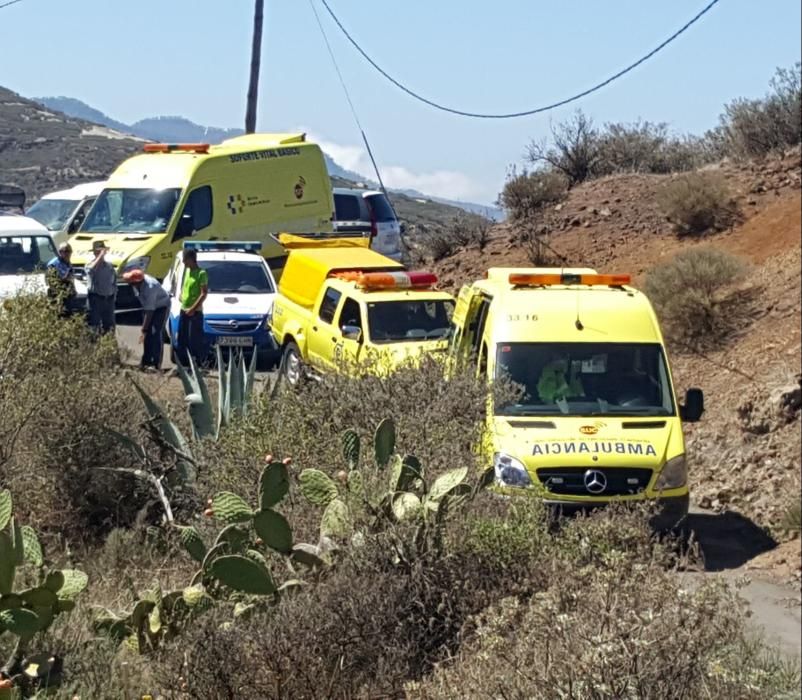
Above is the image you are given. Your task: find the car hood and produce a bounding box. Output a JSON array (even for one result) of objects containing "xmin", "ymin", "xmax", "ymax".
[
  {"xmin": 363, "ymin": 338, "xmax": 449, "ymax": 372},
  {"xmin": 68, "ymin": 233, "xmax": 164, "ymax": 268},
  {"xmin": 491, "ymin": 415, "xmax": 677, "ymax": 470},
  {"xmin": 204, "ymin": 292, "xmax": 275, "ymax": 317}
]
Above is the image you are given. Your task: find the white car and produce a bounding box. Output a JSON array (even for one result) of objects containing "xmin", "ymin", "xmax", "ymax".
[
  {"xmin": 26, "ymin": 181, "xmax": 105, "ymax": 245},
  {"xmin": 0, "ymin": 221, "xmax": 87, "ymax": 305},
  {"xmin": 162, "ymin": 241, "xmax": 279, "ymax": 368},
  {"xmin": 332, "ymin": 187, "xmax": 404, "ymax": 261}
]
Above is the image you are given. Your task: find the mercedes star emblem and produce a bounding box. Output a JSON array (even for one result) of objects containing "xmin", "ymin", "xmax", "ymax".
[{"xmin": 583, "ymin": 469, "xmax": 607, "ymax": 494}]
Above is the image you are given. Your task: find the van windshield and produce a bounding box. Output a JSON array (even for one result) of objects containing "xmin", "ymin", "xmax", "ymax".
[
  {"xmin": 367, "ymin": 299, "xmax": 454, "ymax": 343},
  {"xmin": 495, "ymin": 342, "xmax": 675, "ymax": 417},
  {"xmin": 26, "ymin": 199, "xmax": 76, "ymax": 231},
  {"xmin": 81, "ymin": 188, "xmax": 181, "ymax": 234}
]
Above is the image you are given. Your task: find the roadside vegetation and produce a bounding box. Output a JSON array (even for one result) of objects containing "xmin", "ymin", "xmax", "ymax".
[{"xmin": 0, "ymin": 297, "xmax": 798, "ymax": 698}]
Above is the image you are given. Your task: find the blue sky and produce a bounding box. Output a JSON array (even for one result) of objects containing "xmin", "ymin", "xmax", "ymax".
[{"xmin": 1, "ymin": 0, "xmax": 800, "ymax": 203}]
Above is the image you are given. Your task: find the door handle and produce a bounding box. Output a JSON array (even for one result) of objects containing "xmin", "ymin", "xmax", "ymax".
[{"xmin": 312, "ymin": 325, "xmax": 318, "ymax": 332}]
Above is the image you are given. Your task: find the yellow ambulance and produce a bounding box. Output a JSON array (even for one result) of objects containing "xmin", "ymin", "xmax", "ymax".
[
  {"xmin": 450, "ymin": 268, "xmax": 704, "ymax": 529},
  {"xmin": 67, "ymin": 134, "xmax": 334, "ymax": 306},
  {"xmin": 269, "ymin": 243, "xmax": 454, "ymax": 384}
]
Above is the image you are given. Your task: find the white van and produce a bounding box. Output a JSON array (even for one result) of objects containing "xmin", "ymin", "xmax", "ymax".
[
  {"xmin": 26, "ymin": 181, "xmax": 105, "ymax": 242},
  {"xmin": 332, "ymin": 187, "xmax": 403, "ymax": 261}
]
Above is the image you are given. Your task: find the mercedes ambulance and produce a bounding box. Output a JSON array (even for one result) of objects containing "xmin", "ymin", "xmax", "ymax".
[
  {"xmin": 450, "ymin": 268, "xmax": 704, "ymax": 529},
  {"xmin": 66, "ymin": 134, "xmax": 334, "ymax": 307},
  {"xmin": 269, "ymin": 242, "xmax": 454, "ymax": 384}
]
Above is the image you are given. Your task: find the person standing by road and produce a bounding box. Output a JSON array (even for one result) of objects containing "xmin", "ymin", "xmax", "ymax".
[
  {"xmin": 46, "ymin": 241, "xmax": 78, "ymax": 316},
  {"xmin": 85, "ymin": 240, "xmax": 117, "ymax": 334},
  {"xmin": 176, "ymin": 248, "xmax": 208, "ymax": 367},
  {"xmin": 122, "ymin": 269, "xmax": 170, "ymax": 371}
]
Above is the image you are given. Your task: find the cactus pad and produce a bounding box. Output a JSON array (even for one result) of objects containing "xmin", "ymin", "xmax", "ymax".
[
  {"xmin": 210, "ymin": 555, "xmax": 277, "ymax": 595},
  {"xmin": 298, "ymin": 469, "xmax": 339, "ymax": 506},
  {"xmin": 0, "ymin": 608, "xmax": 40, "ymax": 640},
  {"xmin": 392, "ymin": 493, "xmax": 422, "ymax": 521},
  {"xmin": 21, "ymin": 526, "xmax": 43, "ymax": 567},
  {"xmin": 427, "ymin": 467, "xmax": 468, "ymax": 504},
  {"xmin": 259, "ymin": 461, "xmax": 290, "ymax": 510},
  {"xmin": 290, "ymin": 543, "xmax": 327, "ymax": 569},
  {"xmin": 389, "ymin": 454, "xmax": 422, "ymax": 493},
  {"xmin": 177, "ymin": 526, "xmax": 207, "ymax": 563},
  {"xmin": 374, "ymin": 418, "xmax": 396, "ymax": 467},
  {"xmin": 44, "ymin": 571, "xmax": 64, "ymax": 594},
  {"xmin": 0, "ymin": 489, "xmax": 11, "ymax": 531},
  {"xmin": 342, "ymin": 429, "xmax": 361, "ymax": 467},
  {"xmin": 347, "ymin": 470, "xmax": 364, "ymax": 498},
  {"xmin": 0, "ymin": 532, "xmax": 15, "ymax": 595},
  {"xmin": 214, "ymin": 524, "xmax": 249, "ymax": 552},
  {"xmin": 320, "ymin": 498, "xmax": 351, "ymax": 538},
  {"xmin": 20, "ymin": 587, "xmax": 57, "ymax": 608},
  {"xmin": 57, "ymin": 569, "xmax": 88, "ymax": 601},
  {"xmin": 211, "ymin": 491, "xmax": 253, "ymax": 524},
  {"xmin": 253, "ymin": 509, "xmax": 293, "ymax": 554}
]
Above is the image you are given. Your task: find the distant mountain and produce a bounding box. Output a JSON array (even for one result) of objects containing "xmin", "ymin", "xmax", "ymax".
[{"xmin": 35, "ymin": 96, "xmax": 498, "ymax": 218}]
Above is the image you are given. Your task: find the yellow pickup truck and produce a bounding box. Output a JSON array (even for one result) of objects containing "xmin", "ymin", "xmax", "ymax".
[{"xmin": 269, "ymin": 245, "xmax": 455, "ymax": 384}]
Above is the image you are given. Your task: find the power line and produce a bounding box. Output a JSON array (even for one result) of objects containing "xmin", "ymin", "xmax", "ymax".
[
  {"xmin": 318, "ymin": 0, "xmax": 724, "ymax": 119},
  {"xmin": 307, "ymin": 0, "xmax": 392, "ymax": 201},
  {"xmin": 0, "ymin": 0, "xmax": 26, "ymax": 9}
]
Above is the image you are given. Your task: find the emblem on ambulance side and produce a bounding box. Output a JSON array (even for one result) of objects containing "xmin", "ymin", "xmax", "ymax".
[{"xmin": 294, "ymin": 176, "xmax": 306, "ymax": 200}]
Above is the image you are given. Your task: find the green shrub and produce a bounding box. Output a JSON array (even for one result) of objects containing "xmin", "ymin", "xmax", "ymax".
[
  {"xmin": 645, "ymin": 247, "xmax": 749, "ymax": 349},
  {"xmin": 498, "ymin": 167, "xmax": 567, "ymax": 222},
  {"xmin": 657, "ymin": 171, "xmax": 739, "ymax": 235}
]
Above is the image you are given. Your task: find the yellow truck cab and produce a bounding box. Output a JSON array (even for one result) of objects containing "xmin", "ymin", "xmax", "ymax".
[
  {"xmin": 270, "ymin": 245, "xmax": 455, "ymax": 385},
  {"xmin": 67, "ymin": 134, "xmax": 334, "ymax": 307},
  {"xmin": 451, "ymin": 268, "xmax": 704, "ymax": 529}
]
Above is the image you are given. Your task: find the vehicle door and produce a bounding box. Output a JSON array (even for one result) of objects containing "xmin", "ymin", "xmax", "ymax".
[
  {"xmin": 334, "ymin": 296, "xmax": 364, "ymax": 369},
  {"xmin": 307, "ymin": 285, "xmax": 342, "ymax": 371},
  {"xmin": 459, "ymin": 291, "xmax": 492, "ymax": 378}
]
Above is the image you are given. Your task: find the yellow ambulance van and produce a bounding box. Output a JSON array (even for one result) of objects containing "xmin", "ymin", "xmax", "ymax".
[
  {"xmin": 269, "ymin": 244, "xmax": 454, "ymax": 384},
  {"xmin": 67, "ymin": 134, "xmax": 334, "ymax": 306},
  {"xmin": 450, "ymin": 268, "xmax": 704, "ymax": 529}
]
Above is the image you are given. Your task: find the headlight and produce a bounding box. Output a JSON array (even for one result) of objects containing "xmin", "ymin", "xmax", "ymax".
[
  {"xmin": 654, "ymin": 454, "xmax": 687, "ymax": 491},
  {"xmin": 264, "ymin": 301, "xmax": 274, "ymax": 328},
  {"xmin": 493, "ymin": 453, "xmax": 532, "ymax": 488},
  {"xmin": 122, "ymin": 256, "xmax": 151, "ymax": 273}
]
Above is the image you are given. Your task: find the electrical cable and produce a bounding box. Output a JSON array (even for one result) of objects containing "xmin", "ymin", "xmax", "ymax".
[
  {"xmin": 318, "ymin": 0, "xmax": 723, "ymax": 119},
  {"xmin": 0, "ymin": 0, "xmax": 26, "ymax": 9},
  {"xmin": 307, "ymin": 0, "xmax": 393, "ymax": 204}
]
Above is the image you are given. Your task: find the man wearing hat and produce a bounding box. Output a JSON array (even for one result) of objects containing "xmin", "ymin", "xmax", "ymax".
[
  {"xmin": 46, "ymin": 241, "xmax": 78, "ymax": 316},
  {"xmin": 85, "ymin": 240, "xmax": 117, "ymax": 334},
  {"xmin": 122, "ymin": 269, "xmax": 171, "ymax": 371}
]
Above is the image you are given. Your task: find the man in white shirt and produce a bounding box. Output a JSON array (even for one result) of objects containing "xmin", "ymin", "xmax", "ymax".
[{"xmin": 122, "ymin": 269, "xmax": 171, "ymax": 370}]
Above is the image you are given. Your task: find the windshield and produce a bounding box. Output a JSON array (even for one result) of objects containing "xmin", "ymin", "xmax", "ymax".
[
  {"xmin": 26, "ymin": 199, "xmax": 77, "ymax": 231},
  {"xmin": 495, "ymin": 342, "xmax": 675, "ymax": 417},
  {"xmin": 81, "ymin": 188, "xmax": 181, "ymax": 234},
  {"xmin": 199, "ymin": 260, "xmax": 273, "ymax": 294},
  {"xmin": 0, "ymin": 235, "xmax": 56, "ymax": 275},
  {"xmin": 367, "ymin": 299, "xmax": 454, "ymax": 343}
]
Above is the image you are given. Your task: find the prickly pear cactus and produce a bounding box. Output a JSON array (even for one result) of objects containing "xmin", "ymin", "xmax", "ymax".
[
  {"xmin": 298, "ymin": 469, "xmax": 339, "ymax": 506},
  {"xmin": 259, "ymin": 461, "xmax": 289, "ymax": 509},
  {"xmin": 210, "ymin": 555, "xmax": 277, "ymax": 595},
  {"xmin": 342, "ymin": 430, "xmax": 361, "ymax": 468},
  {"xmin": 210, "ymin": 492, "xmax": 253, "ymax": 524},
  {"xmin": 374, "ymin": 418, "xmax": 396, "ymax": 467}
]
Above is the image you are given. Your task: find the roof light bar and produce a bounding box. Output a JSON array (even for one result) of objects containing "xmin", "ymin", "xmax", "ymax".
[
  {"xmin": 334, "ymin": 270, "xmax": 438, "ymax": 291},
  {"xmin": 509, "ymin": 272, "xmax": 631, "ymax": 287},
  {"xmin": 143, "ymin": 143, "xmax": 210, "ymax": 154},
  {"xmin": 183, "ymin": 241, "xmax": 262, "ymax": 253}
]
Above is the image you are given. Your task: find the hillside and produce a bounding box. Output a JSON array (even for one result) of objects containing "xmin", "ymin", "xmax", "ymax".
[
  {"xmin": 0, "ymin": 87, "xmax": 142, "ymax": 203},
  {"xmin": 432, "ymin": 148, "xmax": 802, "ymax": 573}
]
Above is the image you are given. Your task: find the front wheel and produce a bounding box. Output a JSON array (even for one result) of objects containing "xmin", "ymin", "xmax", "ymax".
[{"xmin": 281, "ymin": 341, "xmax": 304, "ymax": 387}]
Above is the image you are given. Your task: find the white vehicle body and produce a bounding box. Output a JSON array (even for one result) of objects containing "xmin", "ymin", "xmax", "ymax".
[
  {"xmin": 0, "ymin": 221, "xmax": 87, "ymax": 303},
  {"xmin": 26, "ymin": 181, "xmax": 105, "ymax": 244},
  {"xmin": 332, "ymin": 187, "xmax": 403, "ymax": 261},
  {"xmin": 162, "ymin": 243, "xmax": 279, "ymax": 367}
]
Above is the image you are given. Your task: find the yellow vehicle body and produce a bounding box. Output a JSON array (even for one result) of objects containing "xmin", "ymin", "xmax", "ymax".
[
  {"xmin": 270, "ymin": 247, "xmax": 455, "ymax": 381},
  {"xmin": 450, "ymin": 267, "xmax": 704, "ymax": 528},
  {"xmin": 66, "ymin": 134, "xmax": 334, "ymax": 294}
]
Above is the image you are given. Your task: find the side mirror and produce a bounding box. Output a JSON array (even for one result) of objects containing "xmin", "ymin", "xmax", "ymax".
[
  {"xmin": 341, "ymin": 325, "xmax": 362, "ymax": 343},
  {"xmin": 679, "ymin": 388, "xmax": 704, "ymax": 422}
]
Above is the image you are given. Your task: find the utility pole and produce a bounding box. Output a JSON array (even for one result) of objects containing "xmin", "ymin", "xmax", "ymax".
[{"xmin": 245, "ymin": 0, "xmax": 264, "ymax": 134}]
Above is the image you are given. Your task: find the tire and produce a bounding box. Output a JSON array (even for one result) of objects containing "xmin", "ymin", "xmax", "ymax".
[{"xmin": 281, "ymin": 341, "xmax": 304, "ymax": 387}]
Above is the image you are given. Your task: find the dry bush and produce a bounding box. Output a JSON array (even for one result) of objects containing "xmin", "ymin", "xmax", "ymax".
[
  {"xmin": 709, "ymin": 63, "xmax": 801, "ymax": 160},
  {"xmin": 0, "ymin": 293, "xmax": 163, "ymax": 542},
  {"xmin": 645, "ymin": 247, "xmax": 751, "ymax": 350},
  {"xmin": 527, "ymin": 110, "xmax": 600, "ymax": 185},
  {"xmin": 657, "ymin": 171, "xmax": 740, "ymax": 235},
  {"xmin": 498, "ymin": 167, "xmax": 568, "ymax": 222},
  {"xmin": 415, "ymin": 213, "xmax": 493, "ymax": 261}
]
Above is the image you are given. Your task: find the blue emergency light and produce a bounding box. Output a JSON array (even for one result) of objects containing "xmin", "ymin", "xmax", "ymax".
[{"xmin": 183, "ymin": 241, "xmax": 262, "ymax": 253}]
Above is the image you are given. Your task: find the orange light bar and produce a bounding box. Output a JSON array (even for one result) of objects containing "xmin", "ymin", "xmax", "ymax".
[
  {"xmin": 333, "ymin": 270, "xmax": 438, "ymax": 290},
  {"xmin": 143, "ymin": 143, "xmax": 210, "ymax": 154},
  {"xmin": 509, "ymin": 272, "xmax": 631, "ymax": 287}
]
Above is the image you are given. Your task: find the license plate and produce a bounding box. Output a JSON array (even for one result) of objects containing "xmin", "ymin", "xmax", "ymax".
[{"xmin": 216, "ymin": 336, "xmax": 253, "ymax": 347}]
